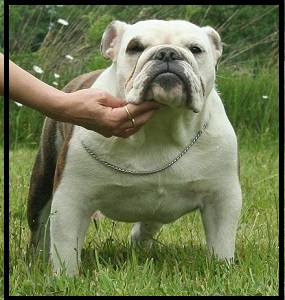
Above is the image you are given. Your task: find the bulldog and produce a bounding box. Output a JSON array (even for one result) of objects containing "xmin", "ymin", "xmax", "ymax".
[{"xmin": 27, "ymin": 19, "xmax": 242, "ymax": 275}]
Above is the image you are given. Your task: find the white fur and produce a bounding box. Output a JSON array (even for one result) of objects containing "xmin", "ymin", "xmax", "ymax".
[{"xmin": 49, "ymin": 20, "xmax": 242, "ymax": 275}]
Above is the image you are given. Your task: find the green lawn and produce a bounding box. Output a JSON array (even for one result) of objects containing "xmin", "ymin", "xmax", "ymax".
[{"xmin": 8, "ymin": 136, "xmax": 279, "ymax": 296}]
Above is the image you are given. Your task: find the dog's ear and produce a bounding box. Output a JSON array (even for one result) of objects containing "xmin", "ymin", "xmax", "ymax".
[
  {"xmin": 101, "ymin": 20, "xmax": 128, "ymax": 61},
  {"xmin": 203, "ymin": 26, "xmax": 223, "ymax": 71}
]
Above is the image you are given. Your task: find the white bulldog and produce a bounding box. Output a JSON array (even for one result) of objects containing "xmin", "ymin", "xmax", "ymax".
[{"xmin": 27, "ymin": 19, "xmax": 242, "ymax": 275}]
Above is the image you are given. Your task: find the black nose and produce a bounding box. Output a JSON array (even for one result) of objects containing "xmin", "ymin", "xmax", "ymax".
[{"xmin": 153, "ymin": 47, "xmax": 182, "ymax": 62}]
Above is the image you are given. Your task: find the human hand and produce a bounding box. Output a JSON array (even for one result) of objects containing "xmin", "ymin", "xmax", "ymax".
[
  {"xmin": 61, "ymin": 89, "xmax": 161, "ymax": 138},
  {"xmin": 6, "ymin": 54, "xmax": 160, "ymax": 136}
]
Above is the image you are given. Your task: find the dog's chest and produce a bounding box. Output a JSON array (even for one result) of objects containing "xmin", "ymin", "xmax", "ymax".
[
  {"xmin": 59, "ymin": 140, "xmax": 216, "ymax": 224},
  {"xmin": 91, "ymin": 179, "xmax": 206, "ymax": 223},
  {"xmin": 56, "ymin": 119, "xmax": 237, "ymax": 224}
]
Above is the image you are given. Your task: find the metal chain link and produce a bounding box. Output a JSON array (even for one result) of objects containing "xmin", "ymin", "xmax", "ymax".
[{"xmin": 81, "ymin": 123, "xmax": 207, "ymax": 175}]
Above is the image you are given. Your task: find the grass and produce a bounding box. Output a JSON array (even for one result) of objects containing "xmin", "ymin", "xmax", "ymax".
[{"xmin": 8, "ymin": 131, "xmax": 279, "ymax": 295}]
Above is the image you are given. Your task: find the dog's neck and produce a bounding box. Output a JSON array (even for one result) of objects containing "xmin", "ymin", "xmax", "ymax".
[
  {"xmin": 78, "ymin": 104, "xmax": 210, "ymax": 174},
  {"xmin": 138, "ymin": 95, "xmax": 211, "ymax": 145}
]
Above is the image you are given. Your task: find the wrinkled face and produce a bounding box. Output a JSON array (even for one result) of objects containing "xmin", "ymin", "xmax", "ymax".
[{"xmin": 101, "ymin": 20, "xmax": 222, "ymax": 112}]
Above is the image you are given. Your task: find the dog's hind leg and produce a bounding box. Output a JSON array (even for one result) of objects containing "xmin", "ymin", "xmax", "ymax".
[
  {"xmin": 131, "ymin": 222, "xmax": 163, "ymax": 248},
  {"xmin": 27, "ymin": 118, "xmax": 59, "ymax": 255}
]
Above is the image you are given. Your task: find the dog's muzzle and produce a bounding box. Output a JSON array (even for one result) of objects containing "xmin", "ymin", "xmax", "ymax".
[
  {"xmin": 125, "ymin": 46, "xmax": 204, "ymax": 111},
  {"xmin": 150, "ymin": 47, "xmax": 188, "ymax": 88},
  {"xmin": 150, "ymin": 47, "xmax": 187, "ymax": 90}
]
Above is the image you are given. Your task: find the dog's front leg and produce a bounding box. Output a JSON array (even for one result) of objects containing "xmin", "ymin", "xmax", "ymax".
[
  {"xmin": 131, "ymin": 222, "xmax": 163, "ymax": 248},
  {"xmin": 50, "ymin": 192, "xmax": 91, "ymax": 275},
  {"xmin": 200, "ymin": 188, "xmax": 242, "ymax": 262}
]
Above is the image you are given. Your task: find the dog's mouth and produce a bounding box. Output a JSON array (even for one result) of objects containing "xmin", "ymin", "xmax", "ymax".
[
  {"xmin": 152, "ymin": 72, "xmax": 184, "ymax": 90},
  {"xmin": 142, "ymin": 63, "xmax": 195, "ymax": 108},
  {"xmin": 125, "ymin": 60, "xmax": 205, "ymax": 112}
]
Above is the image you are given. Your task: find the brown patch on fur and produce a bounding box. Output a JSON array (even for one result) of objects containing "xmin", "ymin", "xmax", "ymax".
[
  {"xmin": 52, "ymin": 70, "xmax": 105, "ymax": 191},
  {"xmin": 57, "ymin": 122, "xmax": 74, "ymax": 141},
  {"xmin": 27, "ymin": 118, "xmax": 58, "ymax": 233},
  {"xmin": 62, "ymin": 70, "xmax": 104, "ymax": 92},
  {"xmin": 27, "ymin": 69, "xmax": 104, "ymax": 241},
  {"xmin": 53, "ymin": 124, "xmax": 73, "ymax": 192}
]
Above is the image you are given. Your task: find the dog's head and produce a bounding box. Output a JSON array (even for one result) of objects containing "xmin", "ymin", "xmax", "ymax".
[{"xmin": 101, "ymin": 20, "xmax": 222, "ymax": 113}]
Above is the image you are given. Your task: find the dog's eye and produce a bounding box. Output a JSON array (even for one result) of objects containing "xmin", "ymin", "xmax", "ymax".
[
  {"xmin": 127, "ymin": 44, "xmax": 145, "ymax": 53},
  {"xmin": 190, "ymin": 46, "xmax": 203, "ymax": 54}
]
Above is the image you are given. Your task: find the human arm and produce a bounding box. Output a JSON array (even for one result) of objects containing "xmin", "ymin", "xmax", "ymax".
[{"xmin": 4, "ymin": 53, "xmax": 160, "ymax": 137}]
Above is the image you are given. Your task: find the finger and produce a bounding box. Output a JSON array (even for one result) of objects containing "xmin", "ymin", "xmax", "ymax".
[
  {"xmin": 115, "ymin": 108, "xmax": 158, "ymax": 134},
  {"xmin": 114, "ymin": 126, "xmax": 143, "ymax": 138},
  {"xmin": 126, "ymin": 101, "xmax": 161, "ymax": 117},
  {"xmin": 107, "ymin": 100, "xmax": 161, "ymax": 126},
  {"xmin": 112, "ymin": 103, "xmax": 159, "ymax": 130}
]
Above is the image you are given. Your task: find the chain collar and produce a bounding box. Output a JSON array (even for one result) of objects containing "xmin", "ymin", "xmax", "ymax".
[{"xmin": 81, "ymin": 123, "xmax": 207, "ymax": 175}]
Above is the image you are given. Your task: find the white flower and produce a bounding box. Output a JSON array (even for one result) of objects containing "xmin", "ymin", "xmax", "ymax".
[
  {"xmin": 15, "ymin": 102, "xmax": 23, "ymax": 107},
  {"xmin": 54, "ymin": 73, "xmax": 60, "ymax": 78},
  {"xmin": 52, "ymin": 81, "xmax": 58, "ymax": 86},
  {"xmin": 65, "ymin": 54, "xmax": 74, "ymax": 60},
  {"xmin": 49, "ymin": 22, "xmax": 55, "ymax": 30},
  {"xmin": 57, "ymin": 18, "xmax": 68, "ymax": 26},
  {"xmin": 262, "ymin": 95, "xmax": 269, "ymax": 99},
  {"xmin": 33, "ymin": 65, "xmax": 43, "ymax": 74}
]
